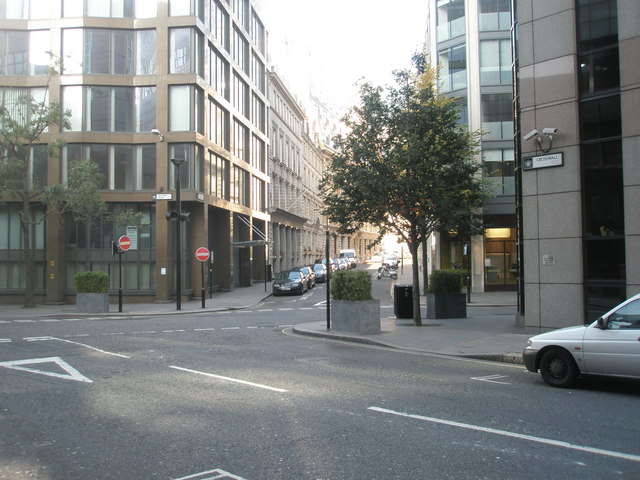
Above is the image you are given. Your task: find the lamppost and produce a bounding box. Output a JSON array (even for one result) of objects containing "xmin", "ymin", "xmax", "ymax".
[
  {"xmin": 167, "ymin": 158, "xmax": 186, "ymax": 310},
  {"xmin": 325, "ymin": 230, "xmax": 331, "ymax": 330}
]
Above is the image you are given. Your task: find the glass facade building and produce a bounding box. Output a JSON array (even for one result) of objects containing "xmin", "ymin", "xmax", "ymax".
[
  {"xmin": 427, "ymin": 0, "xmax": 517, "ymax": 292},
  {"xmin": 0, "ymin": 0, "xmax": 270, "ymax": 303}
]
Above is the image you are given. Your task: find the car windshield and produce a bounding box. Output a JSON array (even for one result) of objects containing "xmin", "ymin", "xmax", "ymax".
[{"xmin": 275, "ymin": 271, "xmax": 298, "ymax": 282}]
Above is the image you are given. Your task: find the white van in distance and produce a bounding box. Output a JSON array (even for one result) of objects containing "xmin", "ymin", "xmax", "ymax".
[{"xmin": 338, "ymin": 249, "xmax": 357, "ymax": 268}]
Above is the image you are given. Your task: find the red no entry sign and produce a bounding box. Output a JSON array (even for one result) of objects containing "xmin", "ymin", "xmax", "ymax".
[
  {"xmin": 195, "ymin": 247, "xmax": 210, "ymax": 262},
  {"xmin": 118, "ymin": 235, "xmax": 131, "ymax": 251}
]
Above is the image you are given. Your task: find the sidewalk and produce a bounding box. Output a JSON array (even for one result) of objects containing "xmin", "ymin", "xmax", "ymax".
[{"xmin": 0, "ymin": 270, "xmax": 531, "ymax": 365}]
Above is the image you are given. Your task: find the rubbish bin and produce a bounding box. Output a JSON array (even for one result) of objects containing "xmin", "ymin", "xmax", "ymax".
[{"xmin": 394, "ymin": 284, "xmax": 413, "ymax": 319}]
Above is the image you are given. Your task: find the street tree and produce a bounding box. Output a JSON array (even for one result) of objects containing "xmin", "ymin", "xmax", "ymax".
[
  {"xmin": 320, "ymin": 54, "xmax": 488, "ymax": 326},
  {"xmin": 0, "ymin": 61, "xmax": 106, "ymax": 307}
]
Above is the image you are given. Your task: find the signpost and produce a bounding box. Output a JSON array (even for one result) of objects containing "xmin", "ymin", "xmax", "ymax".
[
  {"xmin": 113, "ymin": 236, "xmax": 131, "ymax": 312},
  {"xmin": 195, "ymin": 247, "xmax": 210, "ymax": 308}
]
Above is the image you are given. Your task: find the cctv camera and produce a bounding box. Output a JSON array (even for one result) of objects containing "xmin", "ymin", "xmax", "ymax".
[
  {"xmin": 523, "ymin": 129, "xmax": 539, "ymax": 141},
  {"xmin": 151, "ymin": 129, "xmax": 164, "ymax": 142},
  {"xmin": 542, "ymin": 127, "xmax": 558, "ymax": 135}
]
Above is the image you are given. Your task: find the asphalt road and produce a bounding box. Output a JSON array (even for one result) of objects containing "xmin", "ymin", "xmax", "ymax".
[{"xmin": 1, "ymin": 282, "xmax": 639, "ymax": 480}]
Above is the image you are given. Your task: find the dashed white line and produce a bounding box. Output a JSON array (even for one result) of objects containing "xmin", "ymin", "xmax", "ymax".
[
  {"xmin": 221, "ymin": 327, "xmax": 240, "ymax": 330},
  {"xmin": 194, "ymin": 328, "xmax": 216, "ymax": 331}
]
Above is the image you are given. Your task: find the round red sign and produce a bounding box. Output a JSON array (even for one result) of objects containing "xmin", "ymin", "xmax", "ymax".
[
  {"xmin": 195, "ymin": 247, "xmax": 209, "ymax": 262},
  {"xmin": 118, "ymin": 235, "xmax": 131, "ymax": 251}
]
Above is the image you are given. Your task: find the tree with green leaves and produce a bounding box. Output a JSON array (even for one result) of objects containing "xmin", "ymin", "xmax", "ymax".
[
  {"xmin": 320, "ymin": 53, "xmax": 489, "ymax": 326},
  {"xmin": 0, "ymin": 61, "xmax": 106, "ymax": 307}
]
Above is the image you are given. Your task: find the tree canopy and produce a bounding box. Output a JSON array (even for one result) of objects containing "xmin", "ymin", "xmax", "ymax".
[{"xmin": 320, "ymin": 53, "xmax": 489, "ymax": 325}]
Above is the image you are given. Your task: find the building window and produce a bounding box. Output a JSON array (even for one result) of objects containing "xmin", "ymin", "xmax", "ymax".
[
  {"xmin": 62, "ymin": 0, "xmax": 156, "ymax": 18},
  {"xmin": 62, "ymin": 85, "xmax": 156, "ymax": 133},
  {"xmin": 230, "ymin": 165, "xmax": 249, "ymax": 207},
  {"xmin": 63, "ymin": 144, "xmax": 156, "ymax": 190},
  {"xmin": 169, "ymin": 85, "xmax": 203, "ymax": 133},
  {"xmin": 481, "ymin": 93, "xmax": 513, "ymax": 140},
  {"xmin": 209, "ymin": 98, "xmax": 229, "ymax": 150},
  {"xmin": 1, "ymin": 0, "xmax": 56, "ymax": 19},
  {"xmin": 62, "ymin": 28, "xmax": 156, "ymax": 75},
  {"xmin": 479, "ymin": 0, "xmax": 511, "ymax": 31},
  {"xmin": 483, "ymin": 149, "xmax": 514, "ymax": 196},
  {"xmin": 232, "ymin": 27, "xmax": 248, "ymax": 74},
  {"xmin": 251, "ymin": 134, "xmax": 265, "ymax": 173},
  {"xmin": 0, "ymin": 87, "xmax": 49, "ymax": 129},
  {"xmin": 169, "ymin": 143, "xmax": 203, "ymax": 192},
  {"xmin": 480, "ymin": 39, "xmax": 512, "ymax": 85},
  {"xmin": 209, "ymin": 151, "xmax": 229, "ymax": 200},
  {"xmin": 0, "ymin": 204, "xmax": 46, "ymax": 289},
  {"xmin": 436, "ymin": 0, "xmax": 465, "ymax": 42},
  {"xmin": 439, "ymin": 44, "xmax": 466, "ymax": 92},
  {"xmin": 232, "ymin": 73, "xmax": 249, "ymax": 117},
  {"xmin": 0, "ymin": 30, "xmax": 28, "ymax": 75},
  {"xmin": 170, "ymin": 27, "xmax": 203, "ymax": 76},
  {"xmin": 210, "ymin": 0, "xmax": 229, "ymax": 50},
  {"xmin": 233, "ymin": 119, "xmax": 248, "ymax": 162}
]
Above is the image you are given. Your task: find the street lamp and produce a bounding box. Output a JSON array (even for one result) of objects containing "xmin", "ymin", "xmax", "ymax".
[{"xmin": 167, "ymin": 158, "xmax": 187, "ymax": 310}]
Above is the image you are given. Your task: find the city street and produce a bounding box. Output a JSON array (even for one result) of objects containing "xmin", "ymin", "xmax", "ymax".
[{"xmin": 1, "ymin": 281, "xmax": 639, "ymax": 480}]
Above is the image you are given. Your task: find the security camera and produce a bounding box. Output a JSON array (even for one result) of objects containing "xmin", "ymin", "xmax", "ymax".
[
  {"xmin": 151, "ymin": 129, "xmax": 164, "ymax": 142},
  {"xmin": 542, "ymin": 127, "xmax": 558, "ymax": 135},
  {"xmin": 523, "ymin": 129, "xmax": 539, "ymax": 141}
]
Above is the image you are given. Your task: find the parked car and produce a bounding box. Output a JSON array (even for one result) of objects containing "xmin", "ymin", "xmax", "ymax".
[
  {"xmin": 523, "ymin": 292, "xmax": 640, "ymax": 387},
  {"xmin": 296, "ymin": 266, "xmax": 316, "ymax": 289},
  {"xmin": 382, "ymin": 254, "xmax": 398, "ymax": 269},
  {"xmin": 272, "ymin": 270, "xmax": 306, "ymax": 296},
  {"xmin": 371, "ymin": 252, "xmax": 383, "ymax": 263},
  {"xmin": 312, "ymin": 263, "xmax": 327, "ymax": 283}
]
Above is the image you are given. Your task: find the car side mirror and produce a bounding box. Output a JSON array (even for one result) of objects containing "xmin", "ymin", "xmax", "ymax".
[{"xmin": 596, "ymin": 317, "xmax": 606, "ymax": 329}]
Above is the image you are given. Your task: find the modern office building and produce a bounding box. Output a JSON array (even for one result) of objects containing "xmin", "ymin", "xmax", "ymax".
[
  {"xmin": 515, "ymin": 0, "xmax": 640, "ymax": 330},
  {"xmin": 0, "ymin": 0, "xmax": 270, "ymax": 304},
  {"xmin": 425, "ymin": 0, "xmax": 517, "ymax": 292}
]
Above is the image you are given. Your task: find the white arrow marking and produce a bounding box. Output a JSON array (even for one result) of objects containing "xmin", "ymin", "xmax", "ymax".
[
  {"xmin": 0, "ymin": 357, "xmax": 93, "ymax": 383},
  {"xmin": 471, "ymin": 374, "xmax": 511, "ymax": 384}
]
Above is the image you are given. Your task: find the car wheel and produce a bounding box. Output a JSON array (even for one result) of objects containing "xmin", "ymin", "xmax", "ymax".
[{"xmin": 539, "ymin": 348, "xmax": 578, "ymax": 388}]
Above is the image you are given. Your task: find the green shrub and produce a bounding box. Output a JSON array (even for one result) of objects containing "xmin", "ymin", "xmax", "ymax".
[
  {"xmin": 75, "ymin": 271, "xmax": 109, "ymax": 293},
  {"xmin": 427, "ymin": 270, "xmax": 463, "ymax": 293},
  {"xmin": 331, "ymin": 269, "xmax": 373, "ymax": 301}
]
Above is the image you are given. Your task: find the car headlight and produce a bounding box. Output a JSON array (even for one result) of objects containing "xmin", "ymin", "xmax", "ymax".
[{"xmin": 526, "ymin": 339, "xmax": 532, "ymax": 348}]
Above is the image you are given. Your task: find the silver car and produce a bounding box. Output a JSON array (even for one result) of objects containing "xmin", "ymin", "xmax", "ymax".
[{"xmin": 523, "ymin": 293, "xmax": 640, "ymax": 387}]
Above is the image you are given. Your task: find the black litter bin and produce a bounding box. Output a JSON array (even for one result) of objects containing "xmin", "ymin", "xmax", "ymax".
[{"xmin": 394, "ymin": 284, "xmax": 413, "ymax": 319}]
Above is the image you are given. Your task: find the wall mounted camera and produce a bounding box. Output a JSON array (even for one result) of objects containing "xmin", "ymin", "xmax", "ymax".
[{"xmin": 523, "ymin": 129, "xmax": 539, "ymax": 141}]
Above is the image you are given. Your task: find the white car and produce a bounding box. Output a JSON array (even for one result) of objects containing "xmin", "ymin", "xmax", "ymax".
[{"xmin": 523, "ymin": 293, "xmax": 640, "ymax": 387}]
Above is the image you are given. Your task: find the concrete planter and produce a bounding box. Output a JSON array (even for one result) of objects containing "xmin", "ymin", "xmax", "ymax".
[
  {"xmin": 331, "ymin": 299, "xmax": 381, "ymax": 334},
  {"xmin": 76, "ymin": 293, "xmax": 109, "ymax": 313},
  {"xmin": 426, "ymin": 293, "xmax": 466, "ymax": 319}
]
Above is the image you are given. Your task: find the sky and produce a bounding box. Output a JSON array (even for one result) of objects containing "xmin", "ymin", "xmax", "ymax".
[{"xmin": 258, "ymin": 0, "xmax": 429, "ymax": 114}]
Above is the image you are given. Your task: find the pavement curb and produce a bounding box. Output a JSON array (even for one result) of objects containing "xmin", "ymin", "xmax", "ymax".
[{"xmin": 292, "ymin": 326, "xmax": 525, "ymax": 365}]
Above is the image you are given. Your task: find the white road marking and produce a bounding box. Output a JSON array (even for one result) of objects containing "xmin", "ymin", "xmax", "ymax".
[
  {"xmin": 172, "ymin": 468, "xmax": 247, "ymax": 480},
  {"xmin": 169, "ymin": 365, "xmax": 288, "ymax": 392},
  {"xmin": 368, "ymin": 406, "xmax": 640, "ymax": 463},
  {"xmin": 0, "ymin": 339, "xmax": 11, "ymax": 343},
  {"xmin": 194, "ymin": 328, "xmax": 216, "ymax": 331},
  {"xmin": 31, "ymin": 337, "xmax": 131, "ymax": 359},
  {"xmin": 221, "ymin": 327, "xmax": 240, "ymax": 330},
  {"xmin": 471, "ymin": 374, "xmax": 511, "ymax": 384},
  {"xmin": 0, "ymin": 356, "xmax": 92, "ymax": 383}
]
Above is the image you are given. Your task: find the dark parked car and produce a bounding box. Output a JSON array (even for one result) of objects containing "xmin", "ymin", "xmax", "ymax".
[
  {"xmin": 272, "ymin": 270, "xmax": 306, "ymax": 296},
  {"xmin": 312, "ymin": 263, "xmax": 327, "ymax": 283},
  {"xmin": 296, "ymin": 266, "xmax": 316, "ymax": 289}
]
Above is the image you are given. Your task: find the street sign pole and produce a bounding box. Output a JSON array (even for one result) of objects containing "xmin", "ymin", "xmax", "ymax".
[
  {"xmin": 116, "ymin": 236, "xmax": 131, "ymax": 313},
  {"xmin": 195, "ymin": 247, "xmax": 210, "ymax": 309}
]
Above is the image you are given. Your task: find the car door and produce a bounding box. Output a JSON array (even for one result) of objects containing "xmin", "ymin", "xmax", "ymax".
[{"xmin": 581, "ymin": 297, "xmax": 640, "ymax": 377}]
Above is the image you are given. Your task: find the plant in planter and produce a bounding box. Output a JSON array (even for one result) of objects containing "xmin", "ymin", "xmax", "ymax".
[
  {"xmin": 75, "ymin": 271, "xmax": 110, "ymax": 313},
  {"xmin": 426, "ymin": 270, "xmax": 467, "ymax": 319},
  {"xmin": 330, "ymin": 269, "xmax": 380, "ymax": 333}
]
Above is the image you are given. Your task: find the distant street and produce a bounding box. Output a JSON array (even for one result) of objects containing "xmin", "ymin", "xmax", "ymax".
[{"xmin": 1, "ymin": 276, "xmax": 639, "ymax": 480}]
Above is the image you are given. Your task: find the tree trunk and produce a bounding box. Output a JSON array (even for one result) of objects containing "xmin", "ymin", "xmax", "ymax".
[
  {"xmin": 421, "ymin": 238, "xmax": 429, "ymax": 295},
  {"xmin": 409, "ymin": 242, "xmax": 422, "ymax": 326}
]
